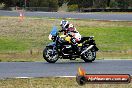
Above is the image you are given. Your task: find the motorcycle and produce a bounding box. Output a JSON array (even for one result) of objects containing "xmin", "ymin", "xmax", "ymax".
[{"xmin": 43, "ymin": 26, "xmax": 99, "ymax": 63}]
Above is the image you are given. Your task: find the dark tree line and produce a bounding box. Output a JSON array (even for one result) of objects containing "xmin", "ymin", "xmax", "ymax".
[
  {"xmin": 60, "ymin": 0, "xmax": 132, "ymax": 9},
  {"xmin": 0, "ymin": 0, "xmax": 58, "ymax": 8},
  {"xmin": 0, "ymin": 0, "xmax": 132, "ymax": 9}
]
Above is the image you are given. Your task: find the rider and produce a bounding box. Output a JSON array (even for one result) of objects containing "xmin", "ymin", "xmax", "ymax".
[
  {"xmin": 60, "ymin": 20, "xmax": 82, "ymax": 54},
  {"xmin": 60, "ymin": 20, "xmax": 81, "ymax": 44},
  {"xmin": 67, "ymin": 23, "xmax": 81, "ymax": 43}
]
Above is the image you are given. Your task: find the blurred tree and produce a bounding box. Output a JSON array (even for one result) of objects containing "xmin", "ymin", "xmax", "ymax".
[
  {"xmin": 0, "ymin": 0, "xmax": 131, "ymax": 9},
  {"xmin": 128, "ymin": 0, "xmax": 132, "ymax": 8},
  {"xmin": 76, "ymin": 0, "xmax": 93, "ymax": 8},
  {"xmin": 109, "ymin": 0, "xmax": 118, "ymax": 8},
  {"xmin": 116, "ymin": 0, "xmax": 128, "ymax": 9},
  {"xmin": 58, "ymin": 0, "xmax": 69, "ymax": 7},
  {"xmin": 48, "ymin": 0, "xmax": 58, "ymax": 8},
  {"xmin": 107, "ymin": 0, "xmax": 111, "ymax": 7},
  {"xmin": 58, "ymin": 0, "xmax": 64, "ymax": 7},
  {"xmin": 93, "ymin": 0, "xmax": 107, "ymax": 8}
]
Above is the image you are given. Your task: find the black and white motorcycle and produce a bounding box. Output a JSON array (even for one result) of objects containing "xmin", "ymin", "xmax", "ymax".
[{"xmin": 43, "ymin": 26, "xmax": 99, "ymax": 63}]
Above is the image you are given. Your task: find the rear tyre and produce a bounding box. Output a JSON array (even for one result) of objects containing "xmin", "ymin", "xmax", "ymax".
[
  {"xmin": 43, "ymin": 47, "xmax": 58, "ymax": 63},
  {"xmin": 81, "ymin": 48, "xmax": 96, "ymax": 62}
]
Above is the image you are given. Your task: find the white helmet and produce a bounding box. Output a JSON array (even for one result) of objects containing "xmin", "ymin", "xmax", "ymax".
[
  {"xmin": 60, "ymin": 20, "xmax": 69, "ymax": 29},
  {"xmin": 69, "ymin": 23, "xmax": 74, "ymax": 28}
]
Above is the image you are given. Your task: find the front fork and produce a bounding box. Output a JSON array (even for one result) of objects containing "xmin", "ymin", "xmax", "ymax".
[{"xmin": 51, "ymin": 45, "xmax": 57, "ymax": 55}]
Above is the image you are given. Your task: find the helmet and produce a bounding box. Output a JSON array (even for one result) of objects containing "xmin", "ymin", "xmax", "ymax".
[
  {"xmin": 60, "ymin": 20, "xmax": 69, "ymax": 29},
  {"xmin": 68, "ymin": 24, "xmax": 74, "ymax": 28},
  {"xmin": 67, "ymin": 23, "xmax": 76, "ymax": 32}
]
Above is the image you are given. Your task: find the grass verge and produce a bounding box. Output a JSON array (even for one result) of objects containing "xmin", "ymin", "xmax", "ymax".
[{"xmin": 0, "ymin": 77, "xmax": 131, "ymax": 88}]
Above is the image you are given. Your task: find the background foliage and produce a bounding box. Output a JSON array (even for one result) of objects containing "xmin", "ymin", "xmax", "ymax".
[{"xmin": 0, "ymin": 0, "xmax": 132, "ymax": 9}]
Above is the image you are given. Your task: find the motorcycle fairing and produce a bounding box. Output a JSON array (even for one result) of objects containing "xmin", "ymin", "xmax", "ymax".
[{"xmin": 50, "ymin": 26, "xmax": 58, "ymax": 36}]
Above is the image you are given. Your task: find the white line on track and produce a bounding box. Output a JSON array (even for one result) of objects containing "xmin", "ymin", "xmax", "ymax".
[
  {"xmin": 15, "ymin": 77, "xmax": 34, "ymax": 79},
  {"xmin": 55, "ymin": 76, "xmax": 76, "ymax": 78},
  {"xmin": 102, "ymin": 59, "xmax": 132, "ymax": 60},
  {"xmin": 14, "ymin": 76, "xmax": 76, "ymax": 79}
]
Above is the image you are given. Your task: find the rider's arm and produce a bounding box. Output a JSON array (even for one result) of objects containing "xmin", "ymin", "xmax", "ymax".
[{"xmin": 59, "ymin": 29, "xmax": 67, "ymax": 32}]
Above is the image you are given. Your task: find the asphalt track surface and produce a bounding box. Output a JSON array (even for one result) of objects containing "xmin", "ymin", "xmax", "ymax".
[
  {"xmin": 0, "ymin": 60, "xmax": 132, "ymax": 78},
  {"xmin": 0, "ymin": 10, "xmax": 132, "ymax": 21}
]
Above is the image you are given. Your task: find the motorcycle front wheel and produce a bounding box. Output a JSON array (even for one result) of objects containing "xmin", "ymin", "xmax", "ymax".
[{"xmin": 43, "ymin": 47, "xmax": 59, "ymax": 63}]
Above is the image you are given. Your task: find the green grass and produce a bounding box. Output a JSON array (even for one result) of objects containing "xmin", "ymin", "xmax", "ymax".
[
  {"xmin": 0, "ymin": 16, "xmax": 132, "ymax": 61},
  {"xmin": 0, "ymin": 78, "xmax": 131, "ymax": 88},
  {"xmin": 0, "ymin": 38, "xmax": 29, "ymax": 52},
  {"xmin": 78, "ymin": 27, "xmax": 132, "ymax": 51}
]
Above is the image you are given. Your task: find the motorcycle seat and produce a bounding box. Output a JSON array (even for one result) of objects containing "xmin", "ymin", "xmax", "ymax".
[{"xmin": 77, "ymin": 36, "xmax": 94, "ymax": 43}]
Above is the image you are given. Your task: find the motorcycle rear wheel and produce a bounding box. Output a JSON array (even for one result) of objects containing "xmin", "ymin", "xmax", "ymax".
[
  {"xmin": 43, "ymin": 47, "xmax": 59, "ymax": 63},
  {"xmin": 81, "ymin": 49, "xmax": 96, "ymax": 62}
]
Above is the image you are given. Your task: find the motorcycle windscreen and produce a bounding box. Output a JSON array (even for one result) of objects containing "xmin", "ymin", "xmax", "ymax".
[{"xmin": 50, "ymin": 26, "xmax": 58, "ymax": 36}]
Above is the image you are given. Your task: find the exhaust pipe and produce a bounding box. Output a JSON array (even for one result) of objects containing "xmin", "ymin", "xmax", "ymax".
[{"xmin": 81, "ymin": 45, "xmax": 94, "ymax": 55}]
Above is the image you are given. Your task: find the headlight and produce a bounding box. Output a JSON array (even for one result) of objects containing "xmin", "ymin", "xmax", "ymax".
[{"xmin": 48, "ymin": 34, "xmax": 52, "ymax": 40}]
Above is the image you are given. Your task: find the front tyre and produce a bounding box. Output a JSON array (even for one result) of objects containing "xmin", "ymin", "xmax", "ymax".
[
  {"xmin": 43, "ymin": 47, "xmax": 58, "ymax": 63},
  {"xmin": 81, "ymin": 49, "xmax": 96, "ymax": 62}
]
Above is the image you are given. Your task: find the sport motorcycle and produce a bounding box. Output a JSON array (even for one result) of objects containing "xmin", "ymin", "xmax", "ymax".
[{"xmin": 43, "ymin": 26, "xmax": 99, "ymax": 63}]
